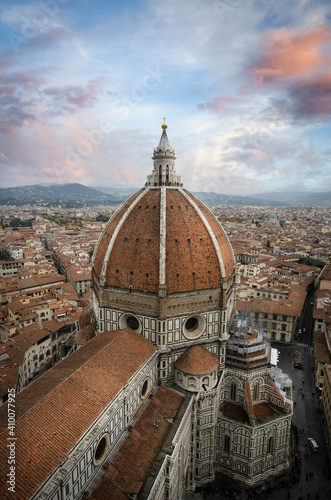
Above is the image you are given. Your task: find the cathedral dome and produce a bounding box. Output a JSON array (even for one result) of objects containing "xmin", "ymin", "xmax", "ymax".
[
  {"xmin": 93, "ymin": 187, "xmax": 234, "ymax": 294},
  {"xmin": 93, "ymin": 123, "xmax": 235, "ymax": 298}
]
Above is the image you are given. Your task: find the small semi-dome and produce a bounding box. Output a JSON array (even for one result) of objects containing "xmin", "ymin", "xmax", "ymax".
[
  {"xmin": 175, "ymin": 345, "xmax": 219, "ymax": 375},
  {"xmin": 174, "ymin": 345, "xmax": 219, "ymax": 392}
]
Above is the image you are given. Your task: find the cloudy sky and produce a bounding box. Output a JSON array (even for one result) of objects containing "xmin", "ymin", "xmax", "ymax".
[{"xmin": 0, "ymin": 0, "xmax": 331, "ymax": 195}]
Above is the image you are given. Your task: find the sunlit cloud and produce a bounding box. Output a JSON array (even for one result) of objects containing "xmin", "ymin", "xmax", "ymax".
[{"xmin": 249, "ymin": 27, "xmax": 331, "ymax": 85}]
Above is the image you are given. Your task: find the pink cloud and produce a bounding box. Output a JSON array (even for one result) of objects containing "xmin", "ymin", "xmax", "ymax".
[
  {"xmin": 3, "ymin": 128, "xmax": 18, "ymax": 134},
  {"xmin": 249, "ymin": 27, "xmax": 331, "ymax": 85},
  {"xmin": 198, "ymin": 95, "xmax": 236, "ymax": 112},
  {"xmin": 44, "ymin": 78, "xmax": 104, "ymax": 110},
  {"xmin": 0, "ymin": 72, "xmax": 43, "ymax": 88},
  {"xmin": 285, "ymin": 70, "xmax": 331, "ymax": 119},
  {"xmin": 0, "ymin": 153, "xmax": 8, "ymax": 162}
]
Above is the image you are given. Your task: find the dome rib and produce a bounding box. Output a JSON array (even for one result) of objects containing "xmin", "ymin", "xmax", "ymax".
[
  {"xmin": 99, "ymin": 188, "xmax": 148, "ymax": 287},
  {"xmin": 159, "ymin": 187, "xmax": 166, "ymax": 288},
  {"xmin": 184, "ymin": 190, "xmax": 235, "ymax": 280},
  {"xmin": 179, "ymin": 188, "xmax": 227, "ymax": 281},
  {"xmin": 93, "ymin": 190, "xmax": 143, "ymax": 277}
]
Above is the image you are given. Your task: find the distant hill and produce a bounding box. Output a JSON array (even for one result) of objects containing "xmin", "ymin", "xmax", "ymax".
[
  {"xmin": 2, "ymin": 183, "xmax": 329, "ymax": 207},
  {"xmin": 247, "ymin": 191, "xmax": 331, "ymax": 205},
  {"xmin": 0, "ymin": 183, "xmax": 284, "ymax": 207},
  {"xmin": 192, "ymin": 192, "xmax": 282, "ymax": 207},
  {"xmin": 0, "ymin": 183, "xmax": 121, "ymax": 206},
  {"xmin": 92, "ymin": 186, "xmax": 138, "ymax": 202},
  {"xmin": 93, "ymin": 187, "xmax": 282, "ymax": 206}
]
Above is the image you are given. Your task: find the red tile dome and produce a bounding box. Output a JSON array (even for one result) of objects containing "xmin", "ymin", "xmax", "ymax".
[
  {"xmin": 93, "ymin": 186, "xmax": 234, "ymax": 295},
  {"xmin": 175, "ymin": 345, "xmax": 219, "ymax": 375}
]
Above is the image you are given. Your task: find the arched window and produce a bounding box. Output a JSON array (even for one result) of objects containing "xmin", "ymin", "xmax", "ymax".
[
  {"xmin": 267, "ymin": 436, "xmax": 274, "ymax": 454},
  {"xmin": 188, "ymin": 377, "xmax": 196, "ymax": 388},
  {"xmin": 230, "ymin": 383, "xmax": 236, "ymax": 401},
  {"xmin": 202, "ymin": 376, "xmax": 209, "ymax": 388},
  {"xmin": 224, "ymin": 435, "xmax": 230, "ymax": 453},
  {"xmin": 253, "ymin": 383, "xmax": 260, "ymax": 401}
]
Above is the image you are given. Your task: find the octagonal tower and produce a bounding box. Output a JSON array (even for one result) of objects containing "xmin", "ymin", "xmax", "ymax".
[{"xmin": 92, "ymin": 121, "xmax": 237, "ymax": 382}]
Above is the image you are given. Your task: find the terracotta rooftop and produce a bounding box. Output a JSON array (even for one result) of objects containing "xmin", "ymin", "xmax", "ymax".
[
  {"xmin": 0, "ymin": 329, "xmax": 156, "ymax": 499},
  {"xmin": 219, "ymin": 401, "xmax": 249, "ymax": 423},
  {"xmin": 320, "ymin": 265, "xmax": 331, "ymax": 282},
  {"xmin": 254, "ymin": 403, "xmax": 277, "ymax": 420},
  {"xmin": 17, "ymin": 274, "xmax": 66, "ymax": 290},
  {"xmin": 90, "ymin": 385, "xmax": 184, "ymax": 499},
  {"xmin": 314, "ymin": 330, "xmax": 331, "ymax": 364},
  {"xmin": 175, "ymin": 345, "xmax": 219, "ymax": 375},
  {"xmin": 237, "ymin": 289, "xmax": 306, "ymax": 318}
]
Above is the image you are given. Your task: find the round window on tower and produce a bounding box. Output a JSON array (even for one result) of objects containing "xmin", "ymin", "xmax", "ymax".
[
  {"xmin": 93, "ymin": 433, "xmax": 110, "ymax": 466},
  {"xmin": 141, "ymin": 379, "xmax": 149, "ymax": 399},
  {"xmin": 182, "ymin": 314, "xmax": 206, "ymax": 340},
  {"xmin": 126, "ymin": 316, "xmax": 139, "ymax": 330},
  {"xmin": 119, "ymin": 313, "xmax": 142, "ymax": 334}
]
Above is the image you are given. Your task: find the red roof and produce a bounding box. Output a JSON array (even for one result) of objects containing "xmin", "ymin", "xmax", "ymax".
[
  {"xmin": 90, "ymin": 385, "xmax": 184, "ymax": 499},
  {"xmin": 175, "ymin": 345, "xmax": 219, "ymax": 375},
  {"xmin": 0, "ymin": 329, "xmax": 156, "ymax": 499}
]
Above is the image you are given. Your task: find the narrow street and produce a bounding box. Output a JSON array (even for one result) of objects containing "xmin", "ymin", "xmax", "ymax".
[{"xmin": 274, "ymin": 343, "xmax": 331, "ymax": 500}]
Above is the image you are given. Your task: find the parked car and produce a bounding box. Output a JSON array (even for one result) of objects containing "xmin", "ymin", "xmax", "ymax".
[
  {"xmin": 293, "ymin": 362, "xmax": 303, "ymax": 370},
  {"xmin": 308, "ymin": 437, "xmax": 319, "ymax": 452}
]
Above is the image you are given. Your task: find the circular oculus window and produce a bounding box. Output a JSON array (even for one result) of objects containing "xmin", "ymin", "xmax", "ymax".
[
  {"xmin": 141, "ymin": 379, "xmax": 149, "ymax": 399},
  {"xmin": 182, "ymin": 314, "xmax": 206, "ymax": 339},
  {"xmin": 119, "ymin": 313, "xmax": 142, "ymax": 334},
  {"xmin": 93, "ymin": 433, "xmax": 110, "ymax": 466}
]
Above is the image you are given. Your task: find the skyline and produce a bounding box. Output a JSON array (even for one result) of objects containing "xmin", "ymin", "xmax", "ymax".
[{"xmin": 0, "ymin": 0, "xmax": 331, "ymax": 195}]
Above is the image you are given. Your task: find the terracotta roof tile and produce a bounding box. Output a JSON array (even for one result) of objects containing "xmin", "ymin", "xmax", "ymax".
[
  {"xmin": 185, "ymin": 191, "xmax": 235, "ymax": 281},
  {"xmin": 314, "ymin": 330, "xmax": 331, "ymax": 364},
  {"xmin": 93, "ymin": 191, "xmax": 142, "ymax": 278},
  {"xmin": 93, "ymin": 188, "xmax": 235, "ymax": 295},
  {"xmin": 90, "ymin": 386, "xmax": 184, "ymax": 499},
  {"xmin": 105, "ymin": 189, "xmax": 161, "ymax": 293},
  {"xmin": 175, "ymin": 345, "xmax": 219, "ymax": 375},
  {"xmin": 0, "ymin": 329, "xmax": 156, "ymax": 499},
  {"xmin": 254, "ymin": 403, "xmax": 276, "ymax": 420}
]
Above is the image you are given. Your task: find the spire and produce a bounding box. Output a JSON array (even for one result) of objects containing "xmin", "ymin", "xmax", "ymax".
[
  {"xmin": 146, "ymin": 119, "xmax": 182, "ymax": 187},
  {"xmin": 158, "ymin": 116, "xmax": 171, "ymax": 149},
  {"xmin": 161, "ymin": 116, "xmax": 167, "ymax": 130},
  {"xmin": 158, "ymin": 128, "xmax": 172, "ymax": 150}
]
